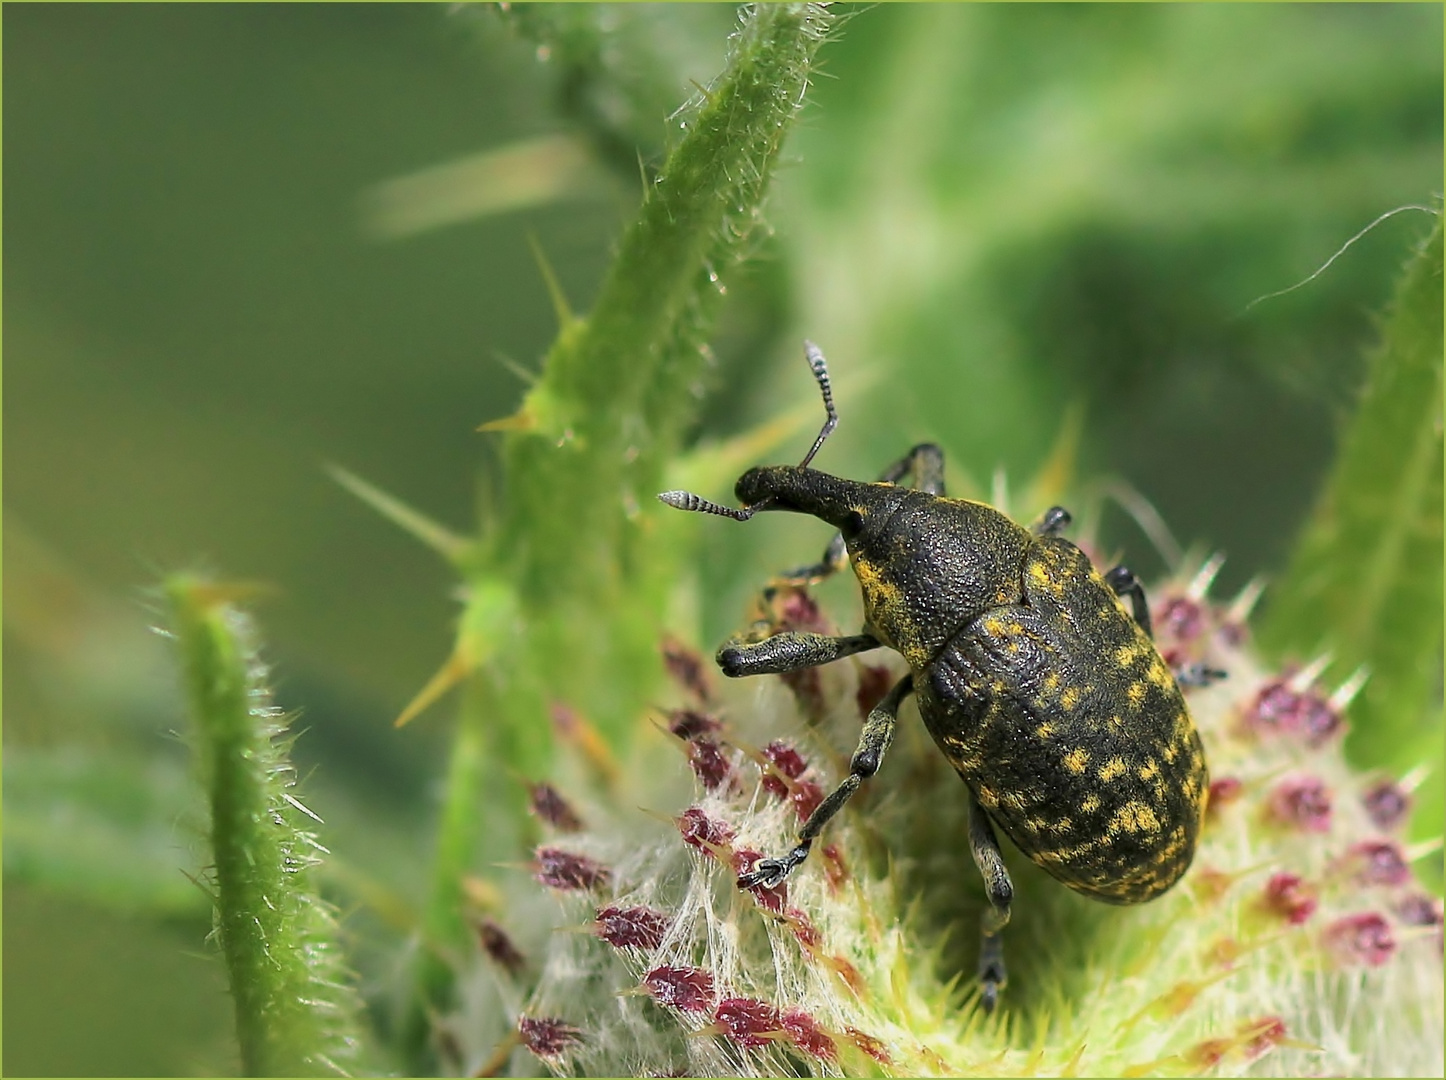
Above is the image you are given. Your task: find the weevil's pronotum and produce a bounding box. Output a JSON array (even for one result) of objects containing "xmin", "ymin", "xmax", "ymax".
[{"xmin": 659, "ymin": 342, "xmax": 1211, "ymax": 1011}]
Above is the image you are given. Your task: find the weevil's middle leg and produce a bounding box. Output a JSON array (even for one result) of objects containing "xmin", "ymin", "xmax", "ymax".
[
  {"xmin": 966, "ymin": 789, "xmax": 1014, "ymax": 1013},
  {"xmin": 779, "ymin": 443, "xmax": 947, "ymax": 584},
  {"xmin": 738, "ymin": 675, "xmax": 913, "ymax": 890}
]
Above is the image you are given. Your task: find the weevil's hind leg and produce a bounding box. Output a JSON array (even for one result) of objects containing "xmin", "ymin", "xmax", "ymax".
[
  {"xmin": 966, "ymin": 790, "xmax": 1014, "ymax": 1013},
  {"xmin": 779, "ymin": 443, "xmax": 946, "ymax": 584},
  {"xmin": 737, "ymin": 675, "xmax": 913, "ymax": 890},
  {"xmin": 1104, "ymin": 564, "xmax": 1153, "ymax": 639},
  {"xmin": 717, "ymin": 631, "xmax": 881, "ymax": 678}
]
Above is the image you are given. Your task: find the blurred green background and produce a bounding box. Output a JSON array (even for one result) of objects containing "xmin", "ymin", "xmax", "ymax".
[{"xmin": 4, "ymin": 4, "xmax": 1440, "ymax": 1074}]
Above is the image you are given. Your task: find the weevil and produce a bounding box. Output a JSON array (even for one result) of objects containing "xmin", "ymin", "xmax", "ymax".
[{"xmin": 659, "ymin": 342, "xmax": 1211, "ymax": 1011}]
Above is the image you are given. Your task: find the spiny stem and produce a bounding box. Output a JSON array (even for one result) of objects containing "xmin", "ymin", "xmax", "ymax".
[{"xmin": 168, "ymin": 577, "xmax": 367, "ymax": 1077}]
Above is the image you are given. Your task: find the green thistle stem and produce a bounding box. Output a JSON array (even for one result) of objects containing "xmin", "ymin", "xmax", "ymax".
[
  {"xmin": 168, "ymin": 578, "xmax": 366, "ymax": 1077},
  {"xmin": 405, "ymin": 5, "xmax": 834, "ymax": 1067}
]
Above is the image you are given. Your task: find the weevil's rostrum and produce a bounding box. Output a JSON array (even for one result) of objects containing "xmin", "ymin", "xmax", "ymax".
[{"xmin": 659, "ymin": 341, "xmax": 1210, "ymax": 1009}]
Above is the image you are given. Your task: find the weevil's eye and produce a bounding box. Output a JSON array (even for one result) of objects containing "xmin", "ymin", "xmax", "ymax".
[{"xmin": 841, "ymin": 509, "xmax": 866, "ymax": 537}]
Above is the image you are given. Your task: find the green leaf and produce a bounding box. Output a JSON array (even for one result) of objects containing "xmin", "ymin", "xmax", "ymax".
[
  {"xmin": 3, "ymin": 744, "xmax": 208, "ymax": 918},
  {"xmin": 1259, "ymin": 219, "xmax": 1443, "ymax": 818}
]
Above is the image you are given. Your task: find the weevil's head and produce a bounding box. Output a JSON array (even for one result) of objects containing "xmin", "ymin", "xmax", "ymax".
[{"xmin": 735, "ymin": 465, "xmax": 909, "ymax": 541}]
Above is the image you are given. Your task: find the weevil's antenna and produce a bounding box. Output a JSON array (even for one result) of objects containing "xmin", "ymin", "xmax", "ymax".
[
  {"xmin": 657, "ymin": 341, "xmax": 840, "ymax": 521},
  {"xmin": 657, "ymin": 490, "xmax": 756, "ymax": 520},
  {"xmin": 796, "ymin": 340, "xmax": 838, "ymax": 470}
]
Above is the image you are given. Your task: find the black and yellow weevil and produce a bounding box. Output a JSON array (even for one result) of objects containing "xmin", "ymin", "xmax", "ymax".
[{"xmin": 659, "ymin": 342, "xmax": 1212, "ymax": 1011}]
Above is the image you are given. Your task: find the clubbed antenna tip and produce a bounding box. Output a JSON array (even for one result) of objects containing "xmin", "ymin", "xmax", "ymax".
[{"xmin": 658, "ymin": 491, "xmax": 756, "ymax": 521}]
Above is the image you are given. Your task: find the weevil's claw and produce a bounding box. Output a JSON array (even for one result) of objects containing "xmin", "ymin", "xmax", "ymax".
[
  {"xmin": 736, "ymin": 858, "xmax": 790, "ymax": 890},
  {"xmin": 978, "ymin": 955, "xmax": 1007, "ymax": 1014}
]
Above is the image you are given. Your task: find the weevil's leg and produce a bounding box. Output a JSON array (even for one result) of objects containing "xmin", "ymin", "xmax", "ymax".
[
  {"xmin": 1033, "ymin": 505, "xmax": 1072, "ymax": 537},
  {"xmin": 1104, "ymin": 564, "xmax": 1153, "ymax": 639},
  {"xmin": 966, "ymin": 790, "xmax": 1014, "ymax": 1013},
  {"xmin": 778, "ymin": 443, "xmax": 946, "ymax": 583},
  {"xmin": 776, "ymin": 532, "xmax": 850, "ymax": 586},
  {"xmin": 717, "ymin": 631, "xmax": 881, "ymax": 678},
  {"xmin": 738, "ymin": 675, "xmax": 913, "ymax": 890},
  {"xmin": 1174, "ymin": 662, "xmax": 1228, "ymax": 688},
  {"xmin": 878, "ymin": 442, "xmax": 947, "ymax": 496}
]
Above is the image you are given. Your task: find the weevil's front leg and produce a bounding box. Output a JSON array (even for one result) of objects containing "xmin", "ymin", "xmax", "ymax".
[
  {"xmin": 717, "ymin": 631, "xmax": 881, "ymax": 678},
  {"xmin": 1104, "ymin": 564, "xmax": 1152, "ymax": 639},
  {"xmin": 778, "ymin": 443, "xmax": 947, "ymax": 584},
  {"xmin": 965, "ymin": 789, "xmax": 1014, "ymax": 1013},
  {"xmin": 738, "ymin": 675, "xmax": 913, "ymax": 889}
]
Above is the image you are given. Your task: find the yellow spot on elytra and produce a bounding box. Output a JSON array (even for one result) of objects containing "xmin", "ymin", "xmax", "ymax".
[
  {"xmin": 1162, "ymin": 743, "xmax": 1178, "ymax": 764},
  {"xmin": 1115, "ymin": 644, "xmax": 1140, "ymax": 667},
  {"xmin": 1025, "ymin": 817, "xmax": 1046, "ymax": 834},
  {"xmin": 1060, "ymin": 686, "xmax": 1082, "ymax": 710},
  {"xmin": 1036, "ymin": 721, "xmax": 1056, "ymax": 739},
  {"xmin": 1002, "ymin": 792, "xmax": 1029, "ymax": 813},
  {"xmin": 1138, "ymin": 758, "xmax": 1159, "ymax": 781},
  {"xmin": 1063, "ymin": 747, "xmax": 1090, "ymax": 774},
  {"xmin": 983, "ymin": 616, "xmax": 1005, "ymax": 636},
  {"xmin": 1111, "ymin": 800, "xmax": 1162, "ymax": 834},
  {"xmin": 1042, "ymin": 671, "xmax": 1061, "ymax": 692},
  {"xmin": 1147, "ymin": 657, "xmax": 1174, "ymax": 687},
  {"xmin": 1098, "ymin": 756, "xmax": 1127, "ymax": 782},
  {"xmin": 1029, "ymin": 562, "xmax": 1050, "ymax": 585},
  {"xmin": 1081, "ymin": 794, "xmax": 1101, "ymax": 813},
  {"xmin": 1050, "ymin": 817, "xmax": 1074, "ymax": 834},
  {"xmin": 976, "ymin": 785, "xmax": 999, "ymax": 809},
  {"xmin": 1127, "ymin": 682, "xmax": 1147, "ymax": 707}
]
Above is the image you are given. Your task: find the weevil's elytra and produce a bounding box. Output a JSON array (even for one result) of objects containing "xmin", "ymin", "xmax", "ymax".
[{"xmin": 658, "ymin": 342, "xmax": 1211, "ymax": 1012}]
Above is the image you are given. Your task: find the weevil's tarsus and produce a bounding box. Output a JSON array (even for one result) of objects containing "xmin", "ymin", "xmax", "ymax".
[
  {"xmin": 1174, "ymin": 662, "xmax": 1229, "ymax": 688},
  {"xmin": 967, "ymin": 789, "xmax": 1013, "ymax": 1013}
]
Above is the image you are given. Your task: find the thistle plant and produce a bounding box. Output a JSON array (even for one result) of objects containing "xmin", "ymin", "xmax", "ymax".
[{"xmin": 149, "ymin": 5, "xmax": 1439, "ymax": 1077}]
